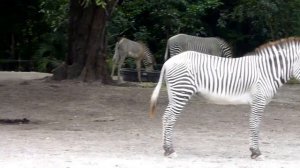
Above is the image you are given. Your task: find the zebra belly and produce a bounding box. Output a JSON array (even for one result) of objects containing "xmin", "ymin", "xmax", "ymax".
[{"xmin": 199, "ymin": 90, "xmax": 252, "ymax": 105}]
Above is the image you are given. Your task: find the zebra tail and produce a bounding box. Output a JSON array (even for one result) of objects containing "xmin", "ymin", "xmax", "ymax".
[{"xmin": 149, "ymin": 65, "xmax": 165, "ymax": 118}]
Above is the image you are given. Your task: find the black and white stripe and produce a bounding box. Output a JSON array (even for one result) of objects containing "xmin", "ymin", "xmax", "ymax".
[
  {"xmin": 140, "ymin": 44, "xmax": 156, "ymax": 70},
  {"xmin": 111, "ymin": 38, "xmax": 155, "ymax": 82},
  {"xmin": 150, "ymin": 37, "xmax": 300, "ymax": 159},
  {"xmin": 164, "ymin": 34, "xmax": 233, "ymax": 61}
]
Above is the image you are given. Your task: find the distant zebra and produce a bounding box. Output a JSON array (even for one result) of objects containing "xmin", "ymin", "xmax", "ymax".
[
  {"xmin": 111, "ymin": 37, "xmax": 156, "ymax": 82},
  {"xmin": 164, "ymin": 34, "xmax": 232, "ymax": 61},
  {"xmin": 150, "ymin": 37, "xmax": 300, "ymax": 159}
]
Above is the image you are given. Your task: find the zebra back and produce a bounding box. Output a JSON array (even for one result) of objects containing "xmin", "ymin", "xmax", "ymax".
[{"xmin": 164, "ymin": 34, "xmax": 233, "ymax": 61}]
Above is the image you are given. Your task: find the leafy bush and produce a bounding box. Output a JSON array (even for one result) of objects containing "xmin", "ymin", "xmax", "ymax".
[{"xmin": 33, "ymin": 32, "xmax": 66, "ymax": 72}]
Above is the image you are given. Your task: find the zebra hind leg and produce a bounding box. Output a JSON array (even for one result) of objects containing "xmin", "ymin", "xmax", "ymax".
[
  {"xmin": 162, "ymin": 106, "xmax": 179, "ymax": 158},
  {"xmin": 250, "ymin": 147, "xmax": 261, "ymax": 159},
  {"xmin": 164, "ymin": 145, "xmax": 177, "ymax": 158},
  {"xmin": 250, "ymin": 148, "xmax": 265, "ymax": 161},
  {"xmin": 162, "ymin": 96, "xmax": 192, "ymax": 158}
]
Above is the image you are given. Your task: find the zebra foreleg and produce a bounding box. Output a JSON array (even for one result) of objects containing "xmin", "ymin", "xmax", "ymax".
[
  {"xmin": 249, "ymin": 98, "xmax": 266, "ymax": 159},
  {"xmin": 111, "ymin": 62, "xmax": 116, "ymax": 77},
  {"xmin": 117, "ymin": 56, "xmax": 126, "ymax": 83},
  {"xmin": 135, "ymin": 60, "xmax": 142, "ymax": 82}
]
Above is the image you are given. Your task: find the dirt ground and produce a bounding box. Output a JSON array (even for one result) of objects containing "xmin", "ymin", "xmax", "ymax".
[{"xmin": 0, "ymin": 72, "xmax": 300, "ymax": 168}]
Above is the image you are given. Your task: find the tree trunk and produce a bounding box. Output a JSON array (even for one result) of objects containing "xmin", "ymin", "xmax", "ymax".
[{"xmin": 53, "ymin": 0, "xmax": 118, "ymax": 83}]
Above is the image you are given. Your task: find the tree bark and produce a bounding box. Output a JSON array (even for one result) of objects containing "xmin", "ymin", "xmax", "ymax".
[{"xmin": 53, "ymin": 0, "xmax": 118, "ymax": 83}]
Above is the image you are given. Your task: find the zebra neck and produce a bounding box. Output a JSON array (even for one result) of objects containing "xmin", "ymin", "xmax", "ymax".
[{"xmin": 258, "ymin": 50, "xmax": 292, "ymax": 86}]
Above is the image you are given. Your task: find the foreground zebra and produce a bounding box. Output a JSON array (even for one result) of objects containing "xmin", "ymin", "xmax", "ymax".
[
  {"xmin": 149, "ymin": 37, "xmax": 300, "ymax": 159},
  {"xmin": 111, "ymin": 37, "xmax": 155, "ymax": 82},
  {"xmin": 164, "ymin": 33, "xmax": 232, "ymax": 61}
]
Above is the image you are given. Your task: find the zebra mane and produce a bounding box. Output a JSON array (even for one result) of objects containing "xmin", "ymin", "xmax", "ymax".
[{"xmin": 255, "ymin": 37, "xmax": 300, "ymax": 52}]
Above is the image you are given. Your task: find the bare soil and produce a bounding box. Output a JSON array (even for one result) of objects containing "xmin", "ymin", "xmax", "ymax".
[{"xmin": 0, "ymin": 72, "xmax": 299, "ymax": 168}]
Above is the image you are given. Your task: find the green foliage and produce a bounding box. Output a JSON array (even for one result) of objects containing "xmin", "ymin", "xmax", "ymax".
[
  {"xmin": 81, "ymin": 0, "xmax": 107, "ymax": 8},
  {"xmin": 1, "ymin": 0, "xmax": 300, "ymax": 72},
  {"xmin": 230, "ymin": 0, "xmax": 300, "ymax": 39},
  {"xmin": 0, "ymin": 0, "xmax": 68, "ymax": 72},
  {"xmin": 34, "ymin": 32, "xmax": 67, "ymax": 72},
  {"xmin": 107, "ymin": 0, "xmax": 300, "ymax": 60},
  {"xmin": 32, "ymin": 0, "xmax": 68, "ymax": 72},
  {"xmin": 108, "ymin": 0, "xmax": 223, "ymax": 63},
  {"xmin": 110, "ymin": 0, "xmax": 223, "ymax": 36},
  {"xmin": 39, "ymin": 0, "xmax": 69, "ymax": 32},
  {"xmin": 0, "ymin": 0, "xmax": 46, "ymax": 61},
  {"xmin": 106, "ymin": 57, "xmax": 114, "ymax": 73},
  {"xmin": 218, "ymin": 0, "xmax": 300, "ymax": 55}
]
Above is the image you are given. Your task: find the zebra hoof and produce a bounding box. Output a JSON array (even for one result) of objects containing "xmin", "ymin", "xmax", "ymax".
[
  {"xmin": 254, "ymin": 155, "xmax": 265, "ymax": 161},
  {"xmin": 164, "ymin": 148, "xmax": 176, "ymax": 158},
  {"xmin": 250, "ymin": 148, "xmax": 262, "ymax": 159},
  {"xmin": 165, "ymin": 151, "xmax": 178, "ymax": 158}
]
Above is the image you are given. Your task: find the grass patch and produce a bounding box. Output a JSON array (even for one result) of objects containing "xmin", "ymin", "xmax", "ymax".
[{"xmin": 287, "ymin": 77, "xmax": 300, "ymax": 84}]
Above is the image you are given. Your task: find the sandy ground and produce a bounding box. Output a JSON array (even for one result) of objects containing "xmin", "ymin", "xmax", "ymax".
[{"xmin": 0, "ymin": 71, "xmax": 299, "ymax": 168}]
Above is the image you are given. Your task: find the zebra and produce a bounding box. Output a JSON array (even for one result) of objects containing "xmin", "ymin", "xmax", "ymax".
[
  {"xmin": 164, "ymin": 33, "xmax": 233, "ymax": 61},
  {"xmin": 111, "ymin": 37, "xmax": 156, "ymax": 82},
  {"xmin": 149, "ymin": 37, "xmax": 300, "ymax": 159}
]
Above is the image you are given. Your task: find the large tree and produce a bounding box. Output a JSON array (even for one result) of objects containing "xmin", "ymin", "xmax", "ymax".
[{"xmin": 53, "ymin": 0, "xmax": 119, "ymax": 83}]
